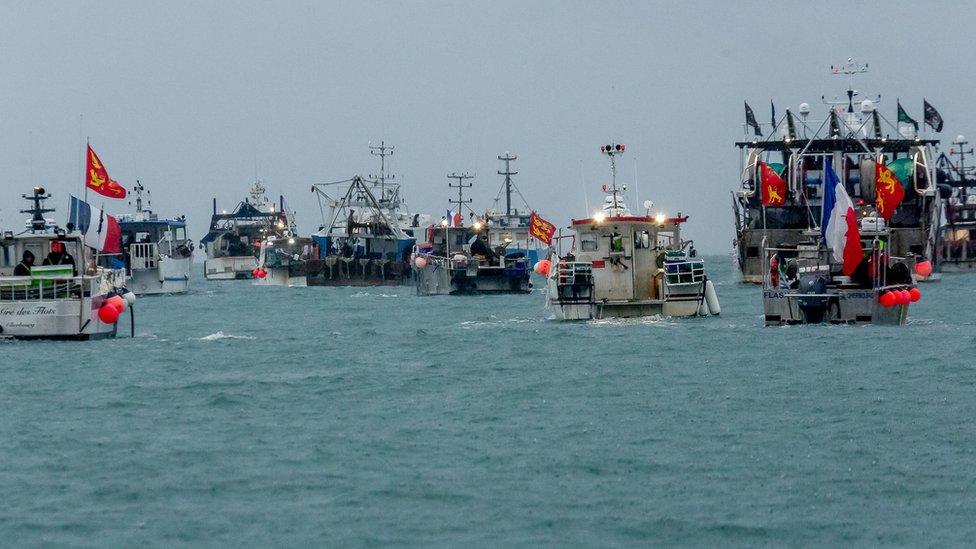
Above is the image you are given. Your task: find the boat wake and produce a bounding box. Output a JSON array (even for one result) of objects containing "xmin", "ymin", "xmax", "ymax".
[
  {"xmin": 587, "ymin": 315, "xmax": 675, "ymax": 327},
  {"xmin": 199, "ymin": 331, "xmax": 256, "ymax": 341},
  {"xmin": 350, "ymin": 291, "xmax": 400, "ymax": 298},
  {"xmin": 459, "ymin": 317, "xmax": 539, "ymax": 329}
]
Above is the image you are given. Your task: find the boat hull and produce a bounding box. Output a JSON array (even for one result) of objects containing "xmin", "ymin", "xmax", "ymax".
[
  {"xmin": 414, "ymin": 260, "xmax": 531, "ymax": 296},
  {"xmin": 762, "ymin": 288, "xmax": 909, "ymax": 326},
  {"xmin": 204, "ymin": 256, "xmax": 258, "ymax": 280},
  {"xmin": 0, "ymin": 298, "xmax": 119, "ymax": 339},
  {"xmin": 128, "ymin": 256, "xmax": 191, "ymax": 295},
  {"xmin": 256, "ymin": 266, "xmax": 307, "ymax": 287},
  {"xmin": 305, "ymin": 258, "xmax": 411, "ymax": 287}
]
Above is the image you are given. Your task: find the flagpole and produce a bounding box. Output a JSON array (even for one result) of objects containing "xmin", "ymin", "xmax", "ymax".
[
  {"xmin": 78, "ymin": 138, "xmax": 89, "ymax": 333},
  {"xmin": 82, "ymin": 138, "xmax": 89, "ymax": 275}
]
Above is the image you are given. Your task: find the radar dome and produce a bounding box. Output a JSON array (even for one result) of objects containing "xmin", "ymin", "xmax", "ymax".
[
  {"xmin": 798, "ymin": 102, "xmax": 811, "ymax": 116},
  {"xmin": 860, "ymin": 99, "xmax": 875, "ymax": 113}
]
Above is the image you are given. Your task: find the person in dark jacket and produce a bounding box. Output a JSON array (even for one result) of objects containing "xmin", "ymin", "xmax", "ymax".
[
  {"xmin": 43, "ymin": 241, "xmax": 76, "ymax": 275},
  {"xmin": 13, "ymin": 250, "xmax": 35, "ymax": 276}
]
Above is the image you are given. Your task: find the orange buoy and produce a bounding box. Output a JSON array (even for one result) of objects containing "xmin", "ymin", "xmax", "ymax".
[
  {"xmin": 908, "ymin": 287, "xmax": 921, "ymax": 302},
  {"xmin": 915, "ymin": 260, "xmax": 933, "ymax": 277},
  {"xmin": 98, "ymin": 304, "xmax": 120, "ymax": 324},
  {"xmin": 106, "ymin": 295, "xmax": 126, "ymax": 313},
  {"xmin": 879, "ymin": 291, "xmax": 897, "ymax": 308}
]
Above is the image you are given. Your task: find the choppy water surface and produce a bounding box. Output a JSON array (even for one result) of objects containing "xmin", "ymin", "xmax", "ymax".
[{"xmin": 2, "ymin": 258, "xmax": 975, "ymax": 546}]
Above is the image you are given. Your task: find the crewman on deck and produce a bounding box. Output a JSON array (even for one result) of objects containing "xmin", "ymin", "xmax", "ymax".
[
  {"xmin": 13, "ymin": 250, "xmax": 35, "ymax": 276},
  {"xmin": 43, "ymin": 241, "xmax": 76, "ymax": 275}
]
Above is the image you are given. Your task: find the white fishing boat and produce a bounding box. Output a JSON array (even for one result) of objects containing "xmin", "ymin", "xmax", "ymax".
[
  {"xmin": 118, "ymin": 181, "xmax": 193, "ymax": 295},
  {"xmin": 255, "ymin": 234, "xmax": 312, "ymax": 287},
  {"xmin": 0, "ymin": 188, "xmax": 133, "ymax": 340},
  {"xmin": 545, "ymin": 143, "xmax": 720, "ymax": 320},
  {"xmin": 201, "ymin": 180, "xmax": 292, "ymax": 280}
]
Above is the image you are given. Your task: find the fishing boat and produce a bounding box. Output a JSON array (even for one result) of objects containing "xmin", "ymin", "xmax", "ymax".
[
  {"xmin": 255, "ymin": 234, "xmax": 313, "ymax": 286},
  {"xmin": 761, "ymin": 159, "xmax": 920, "ymax": 325},
  {"xmin": 413, "ymin": 172, "xmax": 532, "ymax": 295},
  {"xmin": 306, "ymin": 143, "xmax": 429, "ymax": 287},
  {"xmin": 545, "ymin": 143, "xmax": 719, "ymax": 320},
  {"xmin": 483, "ymin": 153, "xmax": 548, "ymax": 264},
  {"xmin": 0, "ymin": 188, "xmax": 133, "ymax": 339},
  {"xmin": 733, "ymin": 59, "xmax": 942, "ymax": 284},
  {"xmin": 201, "ymin": 180, "xmax": 292, "ymax": 280},
  {"xmin": 117, "ymin": 181, "xmax": 193, "ymax": 294},
  {"xmin": 935, "ymin": 136, "xmax": 976, "ymax": 272}
]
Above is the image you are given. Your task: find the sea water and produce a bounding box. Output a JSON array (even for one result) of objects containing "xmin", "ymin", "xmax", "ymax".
[{"xmin": 2, "ymin": 258, "xmax": 975, "ymax": 546}]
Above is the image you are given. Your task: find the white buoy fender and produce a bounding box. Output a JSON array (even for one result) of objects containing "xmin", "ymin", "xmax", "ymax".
[
  {"xmin": 704, "ymin": 279, "xmax": 720, "ymax": 315},
  {"xmin": 698, "ymin": 299, "xmax": 710, "ymax": 316}
]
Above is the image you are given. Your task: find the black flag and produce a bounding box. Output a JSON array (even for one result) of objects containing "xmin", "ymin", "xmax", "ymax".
[
  {"xmin": 770, "ymin": 100, "xmax": 777, "ymax": 128},
  {"xmin": 829, "ymin": 110, "xmax": 841, "ymax": 137},
  {"xmin": 924, "ymin": 99, "xmax": 943, "ymax": 132},
  {"xmin": 872, "ymin": 109, "xmax": 883, "ymax": 139},
  {"xmin": 785, "ymin": 109, "xmax": 796, "ymax": 140},
  {"xmin": 744, "ymin": 101, "xmax": 761, "ymax": 136}
]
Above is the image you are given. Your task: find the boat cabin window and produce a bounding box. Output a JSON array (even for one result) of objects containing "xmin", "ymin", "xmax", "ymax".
[
  {"xmin": 130, "ymin": 231, "xmax": 154, "ymax": 244},
  {"xmin": 634, "ymin": 231, "xmax": 651, "ymax": 249},
  {"xmin": 174, "ymin": 227, "xmax": 186, "ymax": 240},
  {"xmin": 609, "ymin": 232, "xmax": 624, "ymax": 252},
  {"xmin": 495, "ymin": 232, "xmax": 514, "ymax": 245},
  {"xmin": 656, "ymin": 231, "xmax": 675, "ymax": 248},
  {"xmin": 580, "ymin": 234, "xmax": 598, "ymax": 252},
  {"xmin": 0, "ymin": 242, "xmax": 16, "ymax": 269}
]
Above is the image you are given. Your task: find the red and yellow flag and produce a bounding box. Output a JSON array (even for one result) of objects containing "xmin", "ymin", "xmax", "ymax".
[
  {"xmin": 529, "ymin": 212, "xmax": 556, "ymax": 245},
  {"xmin": 86, "ymin": 145, "xmax": 127, "ymax": 199},
  {"xmin": 759, "ymin": 161, "xmax": 786, "ymax": 206},
  {"xmin": 874, "ymin": 159, "xmax": 905, "ymax": 221}
]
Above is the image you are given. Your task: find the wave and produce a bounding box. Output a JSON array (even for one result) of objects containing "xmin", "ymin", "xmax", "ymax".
[
  {"xmin": 350, "ymin": 291, "xmax": 399, "ymax": 298},
  {"xmin": 198, "ymin": 331, "xmax": 256, "ymax": 341}
]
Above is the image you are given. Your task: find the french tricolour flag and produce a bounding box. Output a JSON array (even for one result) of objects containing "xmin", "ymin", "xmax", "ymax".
[
  {"xmin": 68, "ymin": 196, "xmax": 122, "ymax": 253},
  {"xmin": 820, "ymin": 158, "xmax": 863, "ymax": 275}
]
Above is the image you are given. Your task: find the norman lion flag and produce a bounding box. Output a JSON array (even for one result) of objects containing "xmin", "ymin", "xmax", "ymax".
[
  {"xmin": 529, "ymin": 212, "xmax": 556, "ymax": 245},
  {"xmin": 759, "ymin": 161, "xmax": 786, "ymax": 206},
  {"xmin": 821, "ymin": 158, "xmax": 863, "ymax": 276},
  {"xmin": 86, "ymin": 145, "xmax": 127, "ymax": 199},
  {"xmin": 68, "ymin": 196, "xmax": 122, "ymax": 253},
  {"xmin": 875, "ymin": 158, "xmax": 906, "ymax": 221}
]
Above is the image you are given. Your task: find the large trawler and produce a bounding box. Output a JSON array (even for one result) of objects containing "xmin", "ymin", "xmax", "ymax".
[
  {"xmin": 0, "ymin": 188, "xmax": 132, "ymax": 339},
  {"xmin": 413, "ymin": 171, "xmax": 532, "ymax": 296},
  {"xmin": 935, "ymin": 136, "xmax": 976, "ymax": 271},
  {"xmin": 545, "ymin": 143, "xmax": 720, "ymax": 320},
  {"xmin": 733, "ymin": 60, "xmax": 941, "ymax": 284},
  {"xmin": 118, "ymin": 181, "xmax": 193, "ymax": 294},
  {"xmin": 306, "ymin": 143, "xmax": 429, "ymax": 287},
  {"xmin": 201, "ymin": 180, "xmax": 292, "ymax": 280}
]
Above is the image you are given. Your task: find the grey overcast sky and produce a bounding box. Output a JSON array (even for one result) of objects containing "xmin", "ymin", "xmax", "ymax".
[{"xmin": 2, "ymin": 1, "xmax": 974, "ymax": 253}]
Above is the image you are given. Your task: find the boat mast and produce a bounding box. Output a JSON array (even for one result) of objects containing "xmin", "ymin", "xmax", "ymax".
[
  {"xmin": 130, "ymin": 180, "xmax": 150, "ymax": 216},
  {"xmin": 497, "ymin": 153, "xmax": 517, "ymax": 216},
  {"xmin": 447, "ymin": 172, "xmax": 474, "ymax": 224},
  {"xmin": 20, "ymin": 187, "xmax": 54, "ymax": 233},
  {"xmin": 600, "ymin": 143, "xmax": 625, "ymax": 212},
  {"xmin": 369, "ymin": 141, "xmax": 395, "ymax": 204}
]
